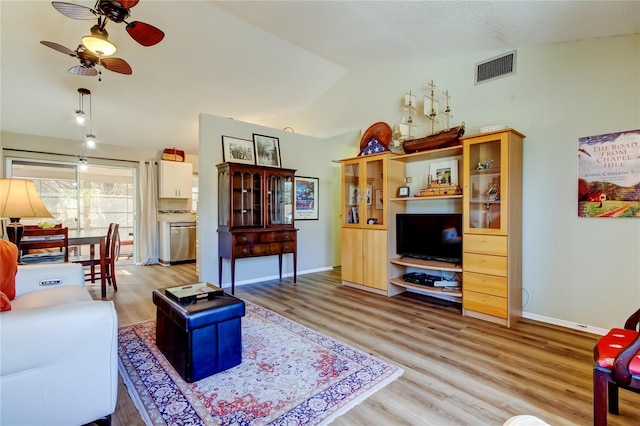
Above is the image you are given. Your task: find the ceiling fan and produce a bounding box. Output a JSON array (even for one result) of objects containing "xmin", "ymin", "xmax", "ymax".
[
  {"xmin": 40, "ymin": 41, "xmax": 132, "ymax": 77},
  {"xmin": 51, "ymin": 0, "xmax": 164, "ymax": 47}
]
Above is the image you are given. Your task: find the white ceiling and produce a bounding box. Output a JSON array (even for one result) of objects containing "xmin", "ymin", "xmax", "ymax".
[{"xmin": 1, "ymin": 1, "xmax": 639, "ymax": 155}]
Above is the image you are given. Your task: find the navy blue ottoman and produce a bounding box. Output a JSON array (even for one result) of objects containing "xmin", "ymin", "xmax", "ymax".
[{"xmin": 152, "ymin": 289, "xmax": 245, "ymax": 383}]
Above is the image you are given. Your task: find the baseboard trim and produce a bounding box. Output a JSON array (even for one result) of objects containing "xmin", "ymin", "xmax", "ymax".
[
  {"xmin": 219, "ymin": 266, "xmax": 334, "ymax": 289},
  {"xmin": 522, "ymin": 312, "xmax": 608, "ymax": 336}
]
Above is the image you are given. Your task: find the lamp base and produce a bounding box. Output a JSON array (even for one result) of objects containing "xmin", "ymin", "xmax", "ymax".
[{"xmin": 6, "ymin": 219, "xmax": 24, "ymax": 249}]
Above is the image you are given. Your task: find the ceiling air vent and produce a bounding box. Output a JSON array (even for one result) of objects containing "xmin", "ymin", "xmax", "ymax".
[{"xmin": 475, "ymin": 50, "xmax": 517, "ymax": 85}]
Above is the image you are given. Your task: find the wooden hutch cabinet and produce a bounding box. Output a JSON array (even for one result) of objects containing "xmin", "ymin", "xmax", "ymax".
[
  {"xmin": 217, "ymin": 163, "xmax": 297, "ymax": 294},
  {"xmin": 461, "ymin": 128, "xmax": 524, "ymax": 327}
]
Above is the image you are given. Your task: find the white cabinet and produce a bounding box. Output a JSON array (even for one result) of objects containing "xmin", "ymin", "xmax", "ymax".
[{"xmin": 159, "ymin": 160, "xmax": 193, "ymax": 199}]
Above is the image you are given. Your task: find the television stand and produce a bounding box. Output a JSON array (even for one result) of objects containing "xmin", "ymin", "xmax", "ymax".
[{"xmin": 389, "ymin": 257, "xmax": 462, "ymax": 302}]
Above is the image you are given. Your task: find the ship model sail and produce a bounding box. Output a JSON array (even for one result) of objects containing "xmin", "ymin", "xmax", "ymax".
[{"xmin": 399, "ymin": 80, "xmax": 465, "ymax": 153}]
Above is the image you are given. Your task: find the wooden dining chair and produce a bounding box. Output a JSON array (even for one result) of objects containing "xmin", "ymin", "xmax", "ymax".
[
  {"xmin": 71, "ymin": 223, "xmax": 120, "ymax": 291},
  {"xmin": 19, "ymin": 226, "xmax": 69, "ymax": 263},
  {"xmin": 593, "ymin": 307, "xmax": 640, "ymax": 425}
]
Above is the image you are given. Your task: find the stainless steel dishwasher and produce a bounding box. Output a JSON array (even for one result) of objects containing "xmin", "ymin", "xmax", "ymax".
[{"xmin": 159, "ymin": 221, "xmax": 196, "ymax": 265}]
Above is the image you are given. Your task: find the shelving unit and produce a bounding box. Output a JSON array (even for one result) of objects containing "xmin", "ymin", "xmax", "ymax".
[{"xmin": 389, "ymin": 257, "xmax": 462, "ymax": 299}]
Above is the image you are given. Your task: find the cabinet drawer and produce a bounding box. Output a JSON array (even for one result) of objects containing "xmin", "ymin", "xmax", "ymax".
[
  {"xmin": 463, "ymin": 253, "xmax": 507, "ymax": 277},
  {"xmin": 235, "ymin": 243, "xmax": 281, "ymax": 257},
  {"xmin": 463, "ymin": 290, "xmax": 507, "ymax": 318},
  {"xmin": 233, "ymin": 233, "xmax": 259, "ymax": 244},
  {"xmin": 464, "ymin": 234, "xmax": 507, "ymax": 256},
  {"xmin": 463, "ymin": 271, "xmax": 507, "ymax": 297},
  {"xmin": 260, "ymin": 231, "xmax": 296, "ymax": 242},
  {"xmin": 282, "ymin": 241, "xmax": 295, "ymax": 253}
]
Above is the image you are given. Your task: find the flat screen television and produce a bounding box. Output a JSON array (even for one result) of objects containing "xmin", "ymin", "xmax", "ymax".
[{"xmin": 396, "ymin": 213, "xmax": 463, "ymax": 264}]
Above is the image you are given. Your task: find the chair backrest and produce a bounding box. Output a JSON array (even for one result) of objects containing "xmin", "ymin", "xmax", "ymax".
[
  {"xmin": 20, "ymin": 226, "xmax": 69, "ymax": 262},
  {"xmin": 105, "ymin": 223, "xmax": 120, "ymax": 260}
]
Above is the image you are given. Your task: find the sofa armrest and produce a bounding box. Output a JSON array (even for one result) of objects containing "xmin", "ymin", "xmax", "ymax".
[
  {"xmin": 0, "ymin": 300, "xmax": 118, "ymax": 425},
  {"xmin": 15, "ymin": 263, "xmax": 85, "ymax": 297}
]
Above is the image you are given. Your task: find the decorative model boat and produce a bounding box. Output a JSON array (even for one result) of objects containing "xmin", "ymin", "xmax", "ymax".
[{"xmin": 399, "ymin": 81, "xmax": 465, "ymax": 154}]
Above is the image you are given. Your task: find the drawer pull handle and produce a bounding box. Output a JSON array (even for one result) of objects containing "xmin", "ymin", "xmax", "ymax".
[
  {"xmin": 242, "ymin": 248, "xmax": 248, "ymax": 254},
  {"xmin": 242, "ymin": 236, "xmax": 248, "ymax": 242},
  {"xmin": 284, "ymin": 244, "xmax": 289, "ymax": 249},
  {"xmin": 284, "ymin": 233, "xmax": 290, "ymax": 238}
]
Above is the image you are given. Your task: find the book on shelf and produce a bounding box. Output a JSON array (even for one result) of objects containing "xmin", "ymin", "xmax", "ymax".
[{"xmin": 165, "ymin": 282, "xmax": 224, "ymax": 304}]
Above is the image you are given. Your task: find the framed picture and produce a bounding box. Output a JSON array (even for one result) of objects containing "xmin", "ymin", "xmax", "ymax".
[
  {"xmin": 253, "ymin": 134, "xmax": 281, "ymax": 167},
  {"xmin": 348, "ymin": 184, "xmax": 359, "ymax": 205},
  {"xmin": 222, "ymin": 135, "xmax": 255, "ymax": 165},
  {"xmin": 294, "ymin": 176, "xmax": 319, "ymax": 220},
  {"xmin": 375, "ymin": 189, "xmax": 384, "ymax": 209},
  {"xmin": 429, "ymin": 159, "xmax": 458, "ymax": 185}
]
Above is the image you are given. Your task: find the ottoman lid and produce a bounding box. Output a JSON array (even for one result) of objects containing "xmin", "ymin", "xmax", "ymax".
[{"xmin": 153, "ymin": 290, "xmax": 245, "ymax": 330}]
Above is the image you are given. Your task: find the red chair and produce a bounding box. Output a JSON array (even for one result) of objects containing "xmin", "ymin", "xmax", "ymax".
[{"xmin": 593, "ymin": 308, "xmax": 640, "ymax": 425}]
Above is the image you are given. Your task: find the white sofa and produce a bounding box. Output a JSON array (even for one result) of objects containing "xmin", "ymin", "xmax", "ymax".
[{"xmin": 0, "ymin": 262, "xmax": 118, "ymax": 426}]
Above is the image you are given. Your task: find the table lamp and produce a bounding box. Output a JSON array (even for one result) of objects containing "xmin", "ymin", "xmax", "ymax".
[{"xmin": 0, "ymin": 178, "xmax": 54, "ymax": 248}]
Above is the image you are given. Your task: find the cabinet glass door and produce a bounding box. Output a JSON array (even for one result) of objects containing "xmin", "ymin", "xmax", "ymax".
[
  {"xmin": 363, "ymin": 156, "xmax": 385, "ymax": 227},
  {"xmin": 465, "ymin": 138, "xmax": 503, "ymax": 232},
  {"xmin": 342, "ymin": 159, "xmax": 360, "ymax": 225},
  {"xmin": 231, "ymin": 170, "xmax": 263, "ymax": 228},
  {"xmin": 267, "ymin": 173, "xmax": 293, "ymax": 226}
]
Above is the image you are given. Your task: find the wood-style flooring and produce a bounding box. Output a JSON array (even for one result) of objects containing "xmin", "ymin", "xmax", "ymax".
[{"xmin": 90, "ymin": 264, "xmax": 640, "ymax": 426}]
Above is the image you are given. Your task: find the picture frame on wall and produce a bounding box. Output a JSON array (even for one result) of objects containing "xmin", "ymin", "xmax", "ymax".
[
  {"xmin": 253, "ymin": 134, "xmax": 281, "ymax": 167},
  {"xmin": 294, "ymin": 176, "xmax": 319, "ymax": 220},
  {"xmin": 222, "ymin": 135, "xmax": 255, "ymax": 165}
]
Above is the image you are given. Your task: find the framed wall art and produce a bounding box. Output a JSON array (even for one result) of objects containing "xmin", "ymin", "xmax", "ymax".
[
  {"xmin": 222, "ymin": 135, "xmax": 255, "ymax": 165},
  {"xmin": 294, "ymin": 176, "xmax": 319, "ymax": 220},
  {"xmin": 253, "ymin": 134, "xmax": 281, "ymax": 168}
]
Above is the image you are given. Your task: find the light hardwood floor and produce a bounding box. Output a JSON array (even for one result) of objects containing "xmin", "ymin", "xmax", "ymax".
[{"xmin": 91, "ymin": 264, "xmax": 640, "ymax": 426}]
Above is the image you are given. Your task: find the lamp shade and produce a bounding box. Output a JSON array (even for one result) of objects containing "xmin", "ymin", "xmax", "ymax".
[{"xmin": 0, "ymin": 179, "xmax": 53, "ymax": 220}]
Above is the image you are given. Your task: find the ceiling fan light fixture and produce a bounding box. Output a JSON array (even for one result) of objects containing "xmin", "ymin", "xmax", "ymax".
[{"xmin": 82, "ymin": 25, "xmax": 117, "ymax": 56}]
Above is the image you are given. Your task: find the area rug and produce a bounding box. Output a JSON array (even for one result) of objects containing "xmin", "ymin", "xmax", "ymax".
[{"xmin": 118, "ymin": 300, "xmax": 403, "ymax": 425}]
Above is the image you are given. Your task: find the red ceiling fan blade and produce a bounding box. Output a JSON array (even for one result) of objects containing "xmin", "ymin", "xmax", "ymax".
[
  {"xmin": 40, "ymin": 40, "xmax": 77, "ymax": 57},
  {"xmin": 52, "ymin": 1, "xmax": 96, "ymax": 19},
  {"xmin": 101, "ymin": 57, "xmax": 133, "ymax": 75},
  {"xmin": 69, "ymin": 65, "xmax": 98, "ymax": 76},
  {"xmin": 117, "ymin": 0, "xmax": 139, "ymax": 8},
  {"xmin": 126, "ymin": 21, "xmax": 164, "ymax": 46}
]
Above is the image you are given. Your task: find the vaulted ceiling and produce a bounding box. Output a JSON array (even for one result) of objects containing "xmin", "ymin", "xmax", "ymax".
[{"xmin": 1, "ymin": 1, "xmax": 638, "ymax": 154}]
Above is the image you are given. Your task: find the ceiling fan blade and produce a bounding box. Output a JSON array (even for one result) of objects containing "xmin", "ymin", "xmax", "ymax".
[
  {"xmin": 40, "ymin": 40, "xmax": 77, "ymax": 57},
  {"xmin": 126, "ymin": 21, "xmax": 164, "ymax": 46},
  {"xmin": 117, "ymin": 0, "xmax": 140, "ymax": 8},
  {"xmin": 69, "ymin": 65, "xmax": 98, "ymax": 76},
  {"xmin": 101, "ymin": 57, "xmax": 132, "ymax": 75},
  {"xmin": 52, "ymin": 1, "xmax": 96, "ymax": 19}
]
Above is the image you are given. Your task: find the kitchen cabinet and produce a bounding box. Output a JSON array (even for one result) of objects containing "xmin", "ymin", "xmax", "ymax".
[
  {"xmin": 216, "ymin": 163, "xmax": 297, "ymax": 294},
  {"xmin": 461, "ymin": 128, "xmax": 524, "ymax": 327},
  {"xmin": 339, "ymin": 152, "xmax": 404, "ymax": 294},
  {"xmin": 159, "ymin": 160, "xmax": 193, "ymax": 199}
]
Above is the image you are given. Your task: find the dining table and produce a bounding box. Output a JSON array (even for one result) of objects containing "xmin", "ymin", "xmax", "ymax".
[{"xmin": 68, "ymin": 229, "xmax": 109, "ymax": 298}]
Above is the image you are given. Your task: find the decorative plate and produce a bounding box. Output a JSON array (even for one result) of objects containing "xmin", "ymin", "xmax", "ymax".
[{"xmin": 360, "ymin": 122, "xmax": 392, "ymax": 150}]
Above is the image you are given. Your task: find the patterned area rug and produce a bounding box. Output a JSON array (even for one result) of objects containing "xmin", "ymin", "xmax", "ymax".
[{"xmin": 118, "ymin": 300, "xmax": 403, "ymax": 425}]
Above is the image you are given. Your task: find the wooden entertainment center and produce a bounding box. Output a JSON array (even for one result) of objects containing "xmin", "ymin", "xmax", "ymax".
[{"xmin": 340, "ymin": 128, "xmax": 524, "ymax": 327}]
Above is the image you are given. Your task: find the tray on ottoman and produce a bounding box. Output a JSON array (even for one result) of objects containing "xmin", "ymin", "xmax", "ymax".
[{"xmin": 152, "ymin": 289, "xmax": 245, "ymax": 383}]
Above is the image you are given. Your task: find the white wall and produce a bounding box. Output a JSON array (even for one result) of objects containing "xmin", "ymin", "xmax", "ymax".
[
  {"xmin": 197, "ymin": 114, "xmax": 357, "ymax": 287},
  {"xmin": 287, "ymin": 34, "xmax": 640, "ymax": 330}
]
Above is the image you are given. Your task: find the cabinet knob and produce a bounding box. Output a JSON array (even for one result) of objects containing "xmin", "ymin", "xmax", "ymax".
[
  {"xmin": 242, "ymin": 235, "xmax": 248, "ymax": 242},
  {"xmin": 284, "ymin": 233, "xmax": 289, "ymax": 239},
  {"xmin": 284, "ymin": 244, "xmax": 289, "ymax": 250},
  {"xmin": 242, "ymin": 248, "xmax": 248, "ymax": 254}
]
